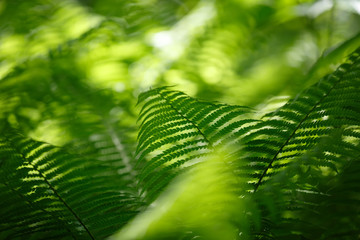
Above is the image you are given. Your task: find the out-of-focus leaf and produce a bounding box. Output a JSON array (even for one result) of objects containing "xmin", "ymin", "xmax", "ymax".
[{"xmin": 112, "ymin": 147, "xmax": 252, "ymax": 240}]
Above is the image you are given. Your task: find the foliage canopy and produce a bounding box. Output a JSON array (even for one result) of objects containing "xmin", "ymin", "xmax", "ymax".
[{"xmin": 1, "ymin": 0, "xmax": 360, "ymax": 239}]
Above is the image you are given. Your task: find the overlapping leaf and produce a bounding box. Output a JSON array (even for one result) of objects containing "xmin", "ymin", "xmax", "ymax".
[
  {"xmin": 134, "ymin": 47, "xmax": 360, "ymax": 239},
  {"xmin": 0, "ymin": 130, "xmax": 139, "ymax": 239},
  {"xmin": 239, "ymin": 48, "xmax": 360, "ymax": 191},
  {"xmin": 136, "ymin": 87, "xmax": 255, "ymax": 201}
]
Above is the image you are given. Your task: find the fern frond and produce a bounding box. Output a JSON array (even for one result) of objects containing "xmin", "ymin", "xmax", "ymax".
[
  {"xmin": 0, "ymin": 130, "xmax": 138, "ymax": 239},
  {"xmin": 254, "ymin": 128, "xmax": 360, "ymax": 239},
  {"xmin": 136, "ymin": 87, "xmax": 254, "ymax": 201},
  {"xmin": 134, "ymin": 47, "xmax": 360, "ymax": 239},
  {"xmin": 242, "ymin": 48, "xmax": 360, "ymax": 239},
  {"xmin": 112, "ymin": 147, "xmax": 251, "ymax": 240},
  {"xmin": 238, "ymin": 48, "xmax": 360, "ymax": 191},
  {"xmin": 0, "ymin": 43, "xmax": 138, "ymax": 186}
]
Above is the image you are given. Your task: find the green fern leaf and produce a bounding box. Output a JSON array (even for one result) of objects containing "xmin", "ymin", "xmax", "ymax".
[
  {"xmin": 136, "ymin": 87, "xmax": 254, "ymax": 201},
  {"xmin": 239, "ymin": 48, "xmax": 360, "ymax": 191},
  {"xmin": 133, "ymin": 47, "xmax": 360, "ymax": 239},
  {"xmin": 255, "ymin": 128, "xmax": 360, "ymax": 239},
  {"xmin": 0, "ymin": 130, "xmax": 139, "ymax": 239}
]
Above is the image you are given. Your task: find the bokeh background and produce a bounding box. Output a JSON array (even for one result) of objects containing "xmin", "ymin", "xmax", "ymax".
[
  {"xmin": 1, "ymin": 0, "xmax": 360, "ymax": 146},
  {"xmin": 1, "ymin": 1, "xmax": 360, "ymax": 239}
]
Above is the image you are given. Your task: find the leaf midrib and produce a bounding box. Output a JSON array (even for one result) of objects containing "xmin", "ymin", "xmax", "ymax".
[
  {"xmin": 7, "ymin": 136, "xmax": 96, "ymax": 240},
  {"xmin": 254, "ymin": 73, "xmax": 347, "ymax": 192},
  {"xmin": 158, "ymin": 90, "xmax": 212, "ymax": 147}
]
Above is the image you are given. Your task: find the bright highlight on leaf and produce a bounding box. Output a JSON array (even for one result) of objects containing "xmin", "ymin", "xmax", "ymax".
[
  {"xmin": 112, "ymin": 147, "xmax": 250, "ymax": 240},
  {"xmin": 1, "ymin": 0, "xmax": 360, "ymax": 239}
]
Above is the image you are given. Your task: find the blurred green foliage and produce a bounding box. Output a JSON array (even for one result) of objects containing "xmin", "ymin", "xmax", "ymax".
[
  {"xmin": 1, "ymin": 0, "xmax": 360, "ymax": 110},
  {"xmin": 1, "ymin": 0, "xmax": 360, "ymax": 239}
]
